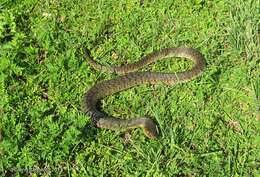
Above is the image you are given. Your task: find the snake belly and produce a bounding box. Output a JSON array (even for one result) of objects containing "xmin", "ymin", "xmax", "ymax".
[{"xmin": 83, "ymin": 47, "xmax": 205, "ymax": 139}]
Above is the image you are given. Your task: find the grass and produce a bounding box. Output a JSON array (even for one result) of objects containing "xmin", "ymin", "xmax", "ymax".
[{"xmin": 0, "ymin": 0, "xmax": 259, "ymax": 176}]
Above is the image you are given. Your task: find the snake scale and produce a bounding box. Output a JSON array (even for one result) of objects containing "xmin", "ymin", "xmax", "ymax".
[{"xmin": 83, "ymin": 47, "xmax": 205, "ymax": 139}]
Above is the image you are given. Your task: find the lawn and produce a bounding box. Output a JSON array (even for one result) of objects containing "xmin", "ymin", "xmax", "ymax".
[{"xmin": 0, "ymin": 0, "xmax": 259, "ymax": 176}]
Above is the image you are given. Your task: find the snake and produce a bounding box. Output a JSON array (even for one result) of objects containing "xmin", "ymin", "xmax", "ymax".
[{"xmin": 83, "ymin": 47, "xmax": 205, "ymax": 139}]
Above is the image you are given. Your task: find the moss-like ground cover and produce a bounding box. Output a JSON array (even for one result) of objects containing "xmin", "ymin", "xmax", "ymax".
[{"xmin": 0, "ymin": 0, "xmax": 259, "ymax": 176}]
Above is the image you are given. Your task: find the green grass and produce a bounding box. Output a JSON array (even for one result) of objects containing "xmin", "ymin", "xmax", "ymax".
[{"xmin": 0, "ymin": 0, "xmax": 259, "ymax": 176}]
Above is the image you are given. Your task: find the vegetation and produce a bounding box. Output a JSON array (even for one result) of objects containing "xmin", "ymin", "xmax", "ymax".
[{"xmin": 0, "ymin": 0, "xmax": 259, "ymax": 176}]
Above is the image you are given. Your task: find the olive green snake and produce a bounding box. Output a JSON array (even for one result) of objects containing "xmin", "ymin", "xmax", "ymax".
[{"xmin": 83, "ymin": 47, "xmax": 205, "ymax": 139}]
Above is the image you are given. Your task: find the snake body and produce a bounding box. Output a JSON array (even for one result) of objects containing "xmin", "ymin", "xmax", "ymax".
[{"xmin": 83, "ymin": 47, "xmax": 205, "ymax": 139}]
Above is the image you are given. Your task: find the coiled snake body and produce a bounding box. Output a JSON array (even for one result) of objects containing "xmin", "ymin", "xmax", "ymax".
[{"xmin": 83, "ymin": 47, "xmax": 204, "ymax": 139}]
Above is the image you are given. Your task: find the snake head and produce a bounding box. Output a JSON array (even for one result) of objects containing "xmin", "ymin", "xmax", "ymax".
[{"xmin": 143, "ymin": 118, "xmax": 159, "ymax": 139}]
